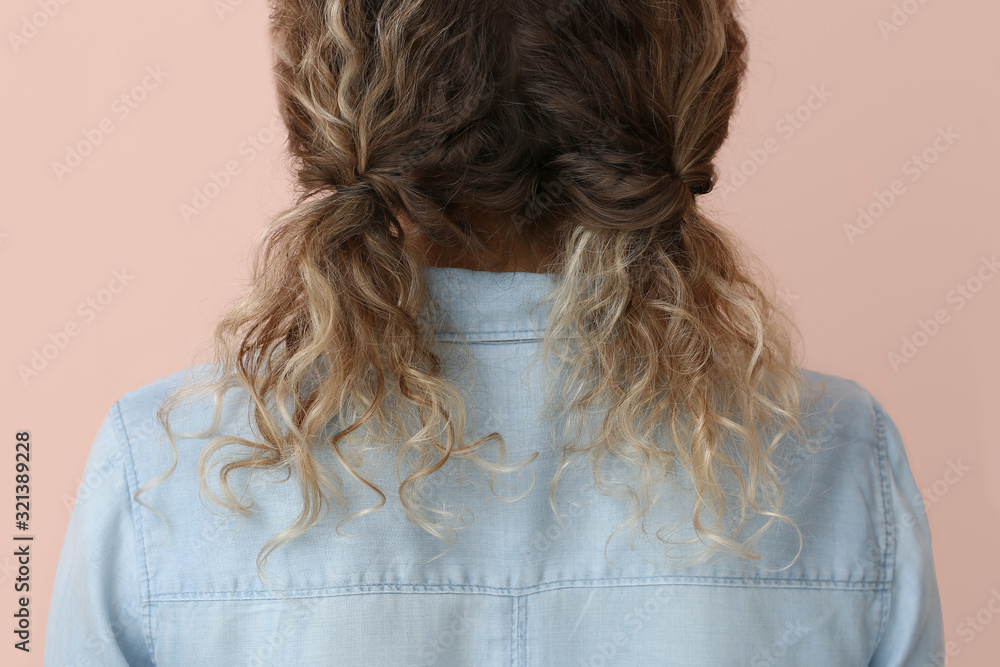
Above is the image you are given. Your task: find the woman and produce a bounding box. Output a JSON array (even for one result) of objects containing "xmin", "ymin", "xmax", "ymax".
[{"xmin": 45, "ymin": 0, "xmax": 943, "ymax": 664}]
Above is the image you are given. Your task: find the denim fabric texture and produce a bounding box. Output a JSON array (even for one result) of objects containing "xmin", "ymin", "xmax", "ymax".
[{"xmin": 45, "ymin": 265, "xmax": 944, "ymax": 666}]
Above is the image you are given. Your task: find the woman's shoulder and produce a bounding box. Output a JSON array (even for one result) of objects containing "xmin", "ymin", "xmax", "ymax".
[
  {"xmin": 114, "ymin": 362, "xmax": 219, "ymax": 425},
  {"xmin": 107, "ymin": 362, "xmax": 899, "ymax": 502},
  {"xmin": 109, "ymin": 363, "xmax": 263, "ymax": 499},
  {"xmin": 112, "ymin": 363, "xmax": 253, "ymax": 456},
  {"xmin": 105, "ymin": 362, "xmax": 917, "ymax": 560},
  {"xmin": 791, "ymin": 366, "xmax": 892, "ymax": 474},
  {"xmin": 791, "ymin": 367, "xmax": 912, "ymax": 512},
  {"xmin": 92, "ymin": 363, "xmax": 933, "ymax": 598},
  {"xmin": 784, "ymin": 365, "xmax": 907, "ymax": 513},
  {"xmin": 113, "ymin": 364, "xmax": 884, "ymax": 435},
  {"xmin": 735, "ymin": 366, "xmax": 926, "ymax": 587},
  {"xmin": 798, "ymin": 366, "xmax": 880, "ymax": 424}
]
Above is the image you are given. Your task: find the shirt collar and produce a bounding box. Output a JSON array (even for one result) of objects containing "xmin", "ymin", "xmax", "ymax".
[{"xmin": 419, "ymin": 265, "xmax": 560, "ymax": 342}]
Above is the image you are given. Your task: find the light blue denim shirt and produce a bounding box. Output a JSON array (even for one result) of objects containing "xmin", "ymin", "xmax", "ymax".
[{"xmin": 46, "ymin": 265, "xmax": 944, "ymax": 666}]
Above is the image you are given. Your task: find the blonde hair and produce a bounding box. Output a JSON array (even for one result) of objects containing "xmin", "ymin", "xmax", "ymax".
[{"xmin": 140, "ymin": 0, "xmax": 822, "ymax": 589}]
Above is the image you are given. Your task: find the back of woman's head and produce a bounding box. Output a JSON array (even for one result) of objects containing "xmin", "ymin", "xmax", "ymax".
[
  {"xmin": 151, "ymin": 0, "xmax": 816, "ymax": 585},
  {"xmin": 275, "ymin": 0, "xmax": 738, "ymax": 244}
]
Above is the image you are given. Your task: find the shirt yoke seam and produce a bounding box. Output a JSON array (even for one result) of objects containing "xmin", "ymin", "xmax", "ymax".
[
  {"xmin": 870, "ymin": 396, "xmax": 895, "ymax": 655},
  {"xmin": 145, "ymin": 575, "xmax": 888, "ymax": 602},
  {"xmin": 112, "ymin": 400, "xmax": 157, "ymax": 665}
]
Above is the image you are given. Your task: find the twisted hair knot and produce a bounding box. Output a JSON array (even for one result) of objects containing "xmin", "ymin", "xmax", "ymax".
[
  {"xmin": 334, "ymin": 171, "xmax": 396, "ymax": 200},
  {"xmin": 545, "ymin": 150, "xmax": 715, "ymax": 232},
  {"xmin": 688, "ymin": 179, "xmax": 713, "ymax": 196}
]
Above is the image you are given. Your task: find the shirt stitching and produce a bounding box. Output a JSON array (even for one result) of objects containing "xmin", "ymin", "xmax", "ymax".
[
  {"xmin": 113, "ymin": 400, "xmax": 158, "ymax": 665},
  {"xmin": 510, "ymin": 594, "xmax": 517, "ymax": 667},
  {"xmin": 145, "ymin": 575, "xmax": 888, "ymax": 602},
  {"xmin": 870, "ymin": 398, "xmax": 895, "ymax": 654},
  {"xmin": 518, "ymin": 595, "xmax": 528, "ymax": 667}
]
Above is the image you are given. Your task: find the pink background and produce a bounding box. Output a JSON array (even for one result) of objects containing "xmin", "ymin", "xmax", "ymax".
[{"xmin": 3, "ymin": 0, "xmax": 998, "ymax": 664}]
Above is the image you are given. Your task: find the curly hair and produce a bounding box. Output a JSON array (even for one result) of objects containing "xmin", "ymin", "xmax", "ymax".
[{"xmin": 142, "ymin": 0, "xmax": 822, "ymax": 589}]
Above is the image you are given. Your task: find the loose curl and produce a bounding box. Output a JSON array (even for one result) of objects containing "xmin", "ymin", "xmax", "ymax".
[{"xmin": 141, "ymin": 0, "xmax": 824, "ymax": 589}]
